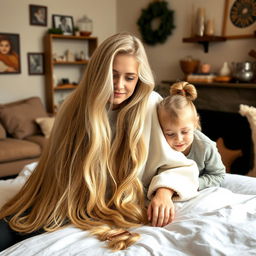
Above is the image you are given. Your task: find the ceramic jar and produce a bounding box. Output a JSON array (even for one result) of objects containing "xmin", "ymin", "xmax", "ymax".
[
  {"xmin": 77, "ymin": 15, "xmax": 93, "ymax": 36},
  {"xmin": 219, "ymin": 62, "xmax": 231, "ymax": 76},
  {"xmin": 200, "ymin": 63, "xmax": 211, "ymax": 73}
]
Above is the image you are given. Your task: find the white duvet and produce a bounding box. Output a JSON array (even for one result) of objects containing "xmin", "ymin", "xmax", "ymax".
[{"xmin": 0, "ymin": 163, "xmax": 256, "ymax": 256}]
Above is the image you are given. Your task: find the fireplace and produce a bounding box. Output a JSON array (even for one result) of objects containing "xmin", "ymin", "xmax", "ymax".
[
  {"xmin": 156, "ymin": 81, "xmax": 256, "ymax": 175},
  {"xmin": 198, "ymin": 109, "xmax": 252, "ymax": 175}
]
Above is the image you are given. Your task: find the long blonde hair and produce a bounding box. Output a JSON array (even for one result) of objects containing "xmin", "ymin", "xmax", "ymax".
[
  {"xmin": 159, "ymin": 81, "xmax": 201, "ymax": 129},
  {"xmin": 0, "ymin": 32, "xmax": 154, "ymax": 251}
]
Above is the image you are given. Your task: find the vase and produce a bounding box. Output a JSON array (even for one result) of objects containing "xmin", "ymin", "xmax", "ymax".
[
  {"xmin": 195, "ymin": 8, "xmax": 205, "ymax": 37},
  {"xmin": 219, "ymin": 62, "xmax": 231, "ymax": 76}
]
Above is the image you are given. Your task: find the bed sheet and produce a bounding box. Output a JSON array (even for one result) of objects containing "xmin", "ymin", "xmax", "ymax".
[{"xmin": 0, "ymin": 163, "xmax": 256, "ymax": 256}]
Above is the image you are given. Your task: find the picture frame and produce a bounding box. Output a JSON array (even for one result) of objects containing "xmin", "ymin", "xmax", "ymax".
[
  {"xmin": 29, "ymin": 4, "xmax": 47, "ymax": 26},
  {"xmin": 52, "ymin": 15, "xmax": 74, "ymax": 35},
  {"xmin": 27, "ymin": 53, "xmax": 44, "ymax": 75},
  {"xmin": 222, "ymin": 0, "xmax": 256, "ymax": 39},
  {"xmin": 0, "ymin": 33, "xmax": 21, "ymax": 74}
]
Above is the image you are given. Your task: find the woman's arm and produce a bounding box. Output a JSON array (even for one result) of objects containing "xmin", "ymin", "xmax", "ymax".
[{"xmin": 142, "ymin": 91, "xmax": 199, "ymax": 201}]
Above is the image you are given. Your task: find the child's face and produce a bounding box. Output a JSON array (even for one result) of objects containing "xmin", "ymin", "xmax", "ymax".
[
  {"xmin": 158, "ymin": 107, "xmax": 195, "ymax": 155},
  {"xmin": 0, "ymin": 40, "xmax": 11, "ymax": 55}
]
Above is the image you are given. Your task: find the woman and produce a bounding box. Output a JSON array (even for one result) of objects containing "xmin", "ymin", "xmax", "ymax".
[
  {"xmin": 0, "ymin": 36, "xmax": 19, "ymax": 72},
  {"xmin": 0, "ymin": 32, "xmax": 199, "ymax": 251}
]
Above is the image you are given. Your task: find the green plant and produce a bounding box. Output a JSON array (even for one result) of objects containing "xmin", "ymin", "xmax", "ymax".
[{"xmin": 48, "ymin": 28, "xmax": 63, "ymax": 34}]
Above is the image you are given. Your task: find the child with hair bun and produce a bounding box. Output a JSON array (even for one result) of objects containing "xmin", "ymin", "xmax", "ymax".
[{"xmin": 157, "ymin": 81, "xmax": 225, "ymax": 190}]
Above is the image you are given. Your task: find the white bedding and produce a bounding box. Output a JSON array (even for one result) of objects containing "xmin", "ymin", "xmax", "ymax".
[{"xmin": 0, "ymin": 163, "xmax": 256, "ymax": 256}]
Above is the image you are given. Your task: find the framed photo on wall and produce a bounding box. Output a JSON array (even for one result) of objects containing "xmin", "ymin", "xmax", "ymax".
[
  {"xmin": 28, "ymin": 53, "xmax": 44, "ymax": 75},
  {"xmin": 222, "ymin": 0, "xmax": 256, "ymax": 39},
  {"xmin": 52, "ymin": 15, "xmax": 74, "ymax": 35},
  {"xmin": 0, "ymin": 33, "xmax": 21, "ymax": 74},
  {"xmin": 29, "ymin": 5, "xmax": 47, "ymax": 26}
]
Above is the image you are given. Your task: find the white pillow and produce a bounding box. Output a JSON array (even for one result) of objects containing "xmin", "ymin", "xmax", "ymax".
[
  {"xmin": 35, "ymin": 117, "xmax": 55, "ymax": 138},
  {"xmin": 222, "ymin": 173, "xmax": 256, "ymax": 195},
  {"xmin": 239, "ymin": 104, "xmax": 256, "ymax": 177},
  {"xmin": 0, "ymin": 162, "xmax": 37, "ymax": 209}
]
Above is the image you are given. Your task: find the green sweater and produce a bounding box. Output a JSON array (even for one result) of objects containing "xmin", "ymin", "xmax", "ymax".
[{"xmin": 187, "ymin": 130, "xmax": 226, "ymax": 190}]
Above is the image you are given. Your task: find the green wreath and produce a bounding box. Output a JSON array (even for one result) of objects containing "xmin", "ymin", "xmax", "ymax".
[{"xmin": 137, "ymin": 1, "xmax": 175, "ymax": 46}]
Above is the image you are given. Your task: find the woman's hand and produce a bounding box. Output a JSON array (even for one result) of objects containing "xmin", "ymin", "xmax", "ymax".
[{"xmin": 147, "ymin": 187, "xmax": 175, "ymax": 227}]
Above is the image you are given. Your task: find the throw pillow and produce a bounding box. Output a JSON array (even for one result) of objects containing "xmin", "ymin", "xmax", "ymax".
[
  {"xmin": 239, "ymin": 104, "xmax": 256, "ymax": 177},
  {"xmin": 0, "ymin": 97, "xmax": 48, "ymax": 139},
  {"xmin": 216, "ymin": 137, "xmax": 242, "ymax": 173},
  {"xmin": 35, "ymin": 117, "xmax": 55, "ymax": 138},
  {"xmin": 0, "ymin": 123, "xmax": 6, "ymax": 139}
]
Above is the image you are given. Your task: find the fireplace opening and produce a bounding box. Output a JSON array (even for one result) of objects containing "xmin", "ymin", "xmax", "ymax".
[{"xmin": 198, "ymin": 109, "xmax": 253, "ymax": 175}]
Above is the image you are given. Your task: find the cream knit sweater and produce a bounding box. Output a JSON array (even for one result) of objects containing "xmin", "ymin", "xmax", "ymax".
[
  {"xmin": 141, "ymin": 91, "xmax": 199, "ymax": 201},
  {"xmin": 109, "ymin": 91, "xmax": 199, "ymax": 202}
]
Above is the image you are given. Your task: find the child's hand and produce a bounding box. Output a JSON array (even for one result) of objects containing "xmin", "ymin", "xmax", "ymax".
[{"xmin": 147, "ymin": 187, "xmax": 175, "ymax": 227}]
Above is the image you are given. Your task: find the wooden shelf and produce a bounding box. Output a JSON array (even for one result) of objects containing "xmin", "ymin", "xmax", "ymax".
[
  {"xmin": 54, "ymin": 84, "xmax": 78, "ymax": 90},
  {"xmin": 162, "ymin": 80, "xmax": 256, "ymax": 89},
  {"xmin": 49, "ymin": 34, "xmax": 97, "ymax": 40},
  {"xmin": 182, "ymin": 36, "xmax": 226, "ymax": 53},
  {"xmin": 53, "ymin": 60, "xmax": 89, "ymax": 65},
  {"xmin": 44, "ymin": 34, "xmax": 98, "ymax": 113}
]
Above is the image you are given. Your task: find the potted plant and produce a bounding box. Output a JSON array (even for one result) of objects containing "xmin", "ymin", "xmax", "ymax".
[{"xmin": 74, "ymin": 26, "xmax": 80, "ymax": 36}]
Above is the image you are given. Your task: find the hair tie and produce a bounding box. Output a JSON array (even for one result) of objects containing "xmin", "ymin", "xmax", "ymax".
[{"xmin": 177, "ymin": 89, "xmax": 185, "ymax": 95}]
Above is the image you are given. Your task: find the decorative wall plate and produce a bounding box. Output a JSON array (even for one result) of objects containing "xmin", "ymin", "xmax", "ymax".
[{"xmin": 222, "ymin": 0, "xmax": 256, "ymax": 39}]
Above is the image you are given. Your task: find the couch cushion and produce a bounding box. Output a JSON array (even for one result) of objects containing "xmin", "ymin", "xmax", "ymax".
[
  {"xmin": 0, "ymin": 123, "xmax": 6, "ymax": 139},
  {"xmin": 0, "ymin": 159, "xmax": 39, "ymax": 178},
  {"xmin": 35, "ymin": 117, "xmax": 55, "ymax": 138},
  {"xmin": 0, "ymin": 138, "xmax": 41, "ymax": 162},
  {"xmin": 0, "ymin": 97, "xmax": 48, "ymax": 139},
  {"xmin": 25, "ymin": 135, "xmax": 48, "ymax": 150}
]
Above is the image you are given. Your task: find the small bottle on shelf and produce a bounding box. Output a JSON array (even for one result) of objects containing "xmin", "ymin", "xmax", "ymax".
[{"xmin": 205, "ymin": 19, "xmax": 215, "ymax": 36}]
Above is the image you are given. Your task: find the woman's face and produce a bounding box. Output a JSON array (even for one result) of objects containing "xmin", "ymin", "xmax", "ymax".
[
  {"xmin": 0, "ymin": 40, "xmax": 11, "ymax": 55},
  {"xmin": 111, "ymin": 54, "xmax": 139, "ymax": 109}
]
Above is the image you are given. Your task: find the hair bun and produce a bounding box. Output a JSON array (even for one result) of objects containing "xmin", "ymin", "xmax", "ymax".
[{"xmin": 170, "ymin": 81, "xmax": 197, "ymax": 101}]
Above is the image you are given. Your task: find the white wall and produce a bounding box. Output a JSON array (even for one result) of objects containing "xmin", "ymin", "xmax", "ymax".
[
  {"xmin": 0, "ymin": 0, "xmax": 116, "ymax": 105},
  {"xmin": 117, "ymin": 0, "xmax": 256, "ymax": 84},
  {"xmin": 1, "ymin": 0, "xmax": 255, "ymax": 105}
]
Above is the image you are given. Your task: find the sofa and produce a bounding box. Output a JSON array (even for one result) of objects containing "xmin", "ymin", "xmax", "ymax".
[{"xmin": 0, "ymin": 97, "xmax": 55, "ymax": 178}]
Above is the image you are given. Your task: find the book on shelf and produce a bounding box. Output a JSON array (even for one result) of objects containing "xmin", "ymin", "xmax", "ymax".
[{"xmin": 186, "ymin": 73, "xmax": 216, "ymax": 83}]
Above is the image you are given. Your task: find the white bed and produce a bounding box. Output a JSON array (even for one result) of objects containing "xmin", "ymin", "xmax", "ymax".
[{"xmin": 0, "ymin": 162, "xmax": 256, "ymax": 256}]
